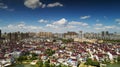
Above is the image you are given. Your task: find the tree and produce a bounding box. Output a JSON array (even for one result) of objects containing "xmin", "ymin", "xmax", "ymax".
[
  {"xmin": 37, "ymin": 60, "xmax": 43, "ymax": 67},
  {"xmin": 50, "ymin": 64, "xmax": 55, "ymax": 67},
  {"xmin": 77, "ymin": 61, "xmax": 81, "ymax": 67},
  {"xmin": 85, "ymin": 58, "xmax": 100, "ymax": 67},
  {"xmin": 61, "ymin": 65, "xmax": 68, "ymax": 67},
  {"xmin": 45, "ymin": 49, "xmax": 55, "ymax": 56},
  {"xmin": 31, "ymin": 53, "xmax": 38, "ymax": 57},
  {"xmin": 102, "ymin": 58, "xmax": 110, "ymax": 64},
  {"xmin": 61, "ymin": 38, "xmax": 74, "ymax": 44},
  {"xmin": 53, "ymin": 39, "xmax": 56, "ymax": 42},
  {"xmin": 85, "ymin": 58, "xmax": 93, "ymax": 66},
  {"xmin": 30, "ymin": 53, "xmax": 38, "ymax": 60},
  {"xmin": 44, "ymin": 60, "xmax": 50, "ymax": 67},
  {"xmin": 17, "ymin": 56, "xmax": 27, "ymax": 63},
  {"xmin": 91, "ymin": 61, "xmax": 100, "ymax": 67},
  {"xmin": 56, "ymin": 64, "xmax": 61, "ymax": 67},
  {"xmin": 117, "ymin": 56, "xmax": 120, "ymax": 63}
]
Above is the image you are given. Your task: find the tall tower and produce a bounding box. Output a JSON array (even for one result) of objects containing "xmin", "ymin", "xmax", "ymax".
[
  {"xmin": 79, "ymin": 31, "xmax": 83, "ymax": 42},
  {"xmin": 101, "ymin": 31, "xmax": 105, "ymax": 39},
  {"xmin": 101, "ymin": 31, "xmax": 104, "ymax": 37},
  {"xmin": 0, "ymin": 29, "xmax": 1, "ymax": 38},
  {"xmin": 106, "ymin": 31, "xmax": 109, "ymax": 36},
  {"xmin": 80, "ymin": 31, "xmax": 82, "ymax": 39},
  {"xmin": 8, "ymin": 33, "xmax": 12, "ymax": 41}
]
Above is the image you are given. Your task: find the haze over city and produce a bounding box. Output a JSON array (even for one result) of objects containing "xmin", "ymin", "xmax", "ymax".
[{"xmin": 0, "ymin": 0, "xmax": 120, "ymax": 33}]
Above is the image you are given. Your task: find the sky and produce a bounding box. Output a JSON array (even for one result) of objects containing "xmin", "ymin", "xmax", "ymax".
[{"xmin": 0, "ymin": 0, "xmax": 120, "ymax": 33}]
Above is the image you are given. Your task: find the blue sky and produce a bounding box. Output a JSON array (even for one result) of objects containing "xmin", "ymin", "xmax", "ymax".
[{"xmin": 0, "ymin": 0, "xmax": 120, "ymax": 33}]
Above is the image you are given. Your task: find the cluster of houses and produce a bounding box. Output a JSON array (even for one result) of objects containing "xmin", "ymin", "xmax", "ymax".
[
  {"xmin": 38, "ymin": 42, "xmax": 120, "ymax": 67},
  {"xmin": 28, "ymin": 39, "xmax": 120, "ymax": 67},
  {"xmin": 0, "ymin": 38, "xmax": 120, "ymax": 67},
  {"xmin": 0, "ymin": 41, "xmax": 34, "ymax": 67}
]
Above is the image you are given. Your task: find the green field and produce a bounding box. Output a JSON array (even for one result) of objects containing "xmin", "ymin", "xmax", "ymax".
[
  {"xmin": 106, "ymin": 63, "xmax": 120, "ymax": 67},
  {"xmin": 8, "ymin": 64, "xmax": 37, "ymax": 67}
]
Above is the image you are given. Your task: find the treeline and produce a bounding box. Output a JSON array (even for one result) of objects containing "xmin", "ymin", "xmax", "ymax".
[
  {"xmin": 37, "ymin": 60, "xmax": 71, "ymax": 67},
  {"xmin": 103, "ymin": 39, "xmax": 120, "ymax": 43}
]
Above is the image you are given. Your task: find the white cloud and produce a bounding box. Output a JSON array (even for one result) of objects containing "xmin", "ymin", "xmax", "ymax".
[
  {"xmin": 115, "ymin": 19, "xmax": 120, "ymax": 24},
  {"xmin": 0, "ymin": 3, "xmax": 14, "ymax": 11},
  {"xmin": 104, "ymin": 26, "xmax": 115, "ymax": 29},
  {"xmin": 17, "ymin": 22, "xmax": 25, "ymax": 28},
  {"xmin": 82, "ymin": 23, "xmax": 88, "ymax": 26},
  {"xmin": 47, "ymin": 2, "xmax": 63, "ymax": 7},
  {"xmin": 41, "ymin": 4, "xmax": 46, "ymax": 8},
  {"xmin": 96, "ymin": 19, "xmax": 100, "ymax": 22},
  {"xmin": 45, "ymin": 18, "xmax": 67, "ymax": 29},
  {"xmin": 7, "ymin": 24, "xmax": 13, "ymax": 28},
  {"xmin": 94, "ymin": 23, "xmax": 103, "ymax": 26},
  {"xmin": 94, "ymin": 25, "xmax": 119, "ymax": 31},
  {"xmin": 38, "ymin": 19, "xmax": 48, "ymax": 23},
  {"xmin": 68, "ymin": 21, "xmax": 88, "ymax": 26},
  {"xmin": 45, "ymin": 18, "xmax": 90, "ymax": 33},
  {"xmin": 24, "ymin": 0, "xmax": 42, "ymax": 9},
  {"xmin": 68, "ymin": 21, "xmax": 82, "ymax": 25},
  {"xmin": 94, "ymin": 28, "xmax": 104, "ymax": 30},
  {"xmin": 1, "ymin": 22, "xmax": 43, "ymax": 32},
  {"xmin": 1, "ymin": 18, "xmax": 120, "ymax": 33},
  {"xmin": 80, "ymin": 15, "xmax": 91, "ymax": 19},
  {"xmin": 46, "ymin": 24, "xmax": 58, "ymax": 29},
  {"xmin": 45, "ymin": 18, "xmax": 89, "ymax": 32},
  {"xmin": 53, "ymin": 18, "xmax": 67, "ymax": 25},
  {"xmin": 104, "ymin": 16, "xmax": 108, "ymax": 19},
  {"xmin": 24, "ymin": 0, "xmax": 63, "ymax": 9},
  {"xmin": 0, "ymin": 3, "xmax": 8, "ymax": 9},
  {"xmin": 66, "ymin": 25, "xmax": 76, "ymax": 29}
]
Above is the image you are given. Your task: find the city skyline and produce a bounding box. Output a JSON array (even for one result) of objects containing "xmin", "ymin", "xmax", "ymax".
[{"xmin": 0, "ymin": 0, "xmax": 120, "ymax": 33}]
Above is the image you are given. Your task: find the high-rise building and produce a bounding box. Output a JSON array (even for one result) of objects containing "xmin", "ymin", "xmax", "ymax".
[
  {"xmin": 106, "ymin": 31, "xmax": 109, "ymax": 35},
  {"xmin": 0, "ymin": 29, "xmax": 1, "ymax": 38},
  {"xmin": 101, "ymin": 31, "xmax": 105, "ymax": 37},
  {"xmin": 64, "ymin": 31, "xmax": 78, "ymax": 39},
  {"xmin": 0, "ymin": 30, "xmax": 5, "ymax": 40},
  {"xmin": 8, "ymin": 33, "xmax": 12, "ymax": 41},
  {"xmin": 37, "ymin": 32, "xmax": 53, "ymax": 38},
  {"xmin": 79, "ymin": 31, "xmax": 83, "ymax": 39}
]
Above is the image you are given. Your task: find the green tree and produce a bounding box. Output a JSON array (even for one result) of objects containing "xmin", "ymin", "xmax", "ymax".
[
  {"xmin": 56, "ymin": 64, "xmax": 61, "ymax": 67},
  {"xmin": 17, "ymin": 56, "xmax": 27, "ymax": 63},
  {"xmin": 85, "ymin": 58, "xmax": 100, "ymax": 67},
  {"xmin": 42, "ymin": 64, "xmax": 46, "ymax": 67},
  {"xmin": 37, "ymin": 60, "xmax": 43, "ymax": 67},
  {"xmin": 45, "ymin": 49, "xmax": 55, "ymax": 56},
  {"xmin": 61, "ymin": 38, "xmax": 74, "ymax": 44},
  {"xmin": 50, "ymin": 64, "xmax": 55, "ymax": 67},
  {"xmin": 117, "ymin": 56, "xmax": 120, "ymax": 63},
  {"xmin": 31, "ymin": 53, "xmax": 38, "ymax": 57},
  {"xmin": 61, "ymin": 65, "xmax": 68, "ymax": 67},
  {"xmin": 44, "ymin": 60, "xmax": 50, "ymax": 67},
  {"xmin": 85, "ymin": 58, "xmax": 93, "ymax": 66},
  {"xmin": 91, "ymin": 61, "xmax": 100, "ymax": 67},
  {"xmin": 102, "ymin": 58, "xmax": 110, "ymax": 64},
  {"xmin": 29, "ymin": 53, "xmax": 38, "ymax": 60}
]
